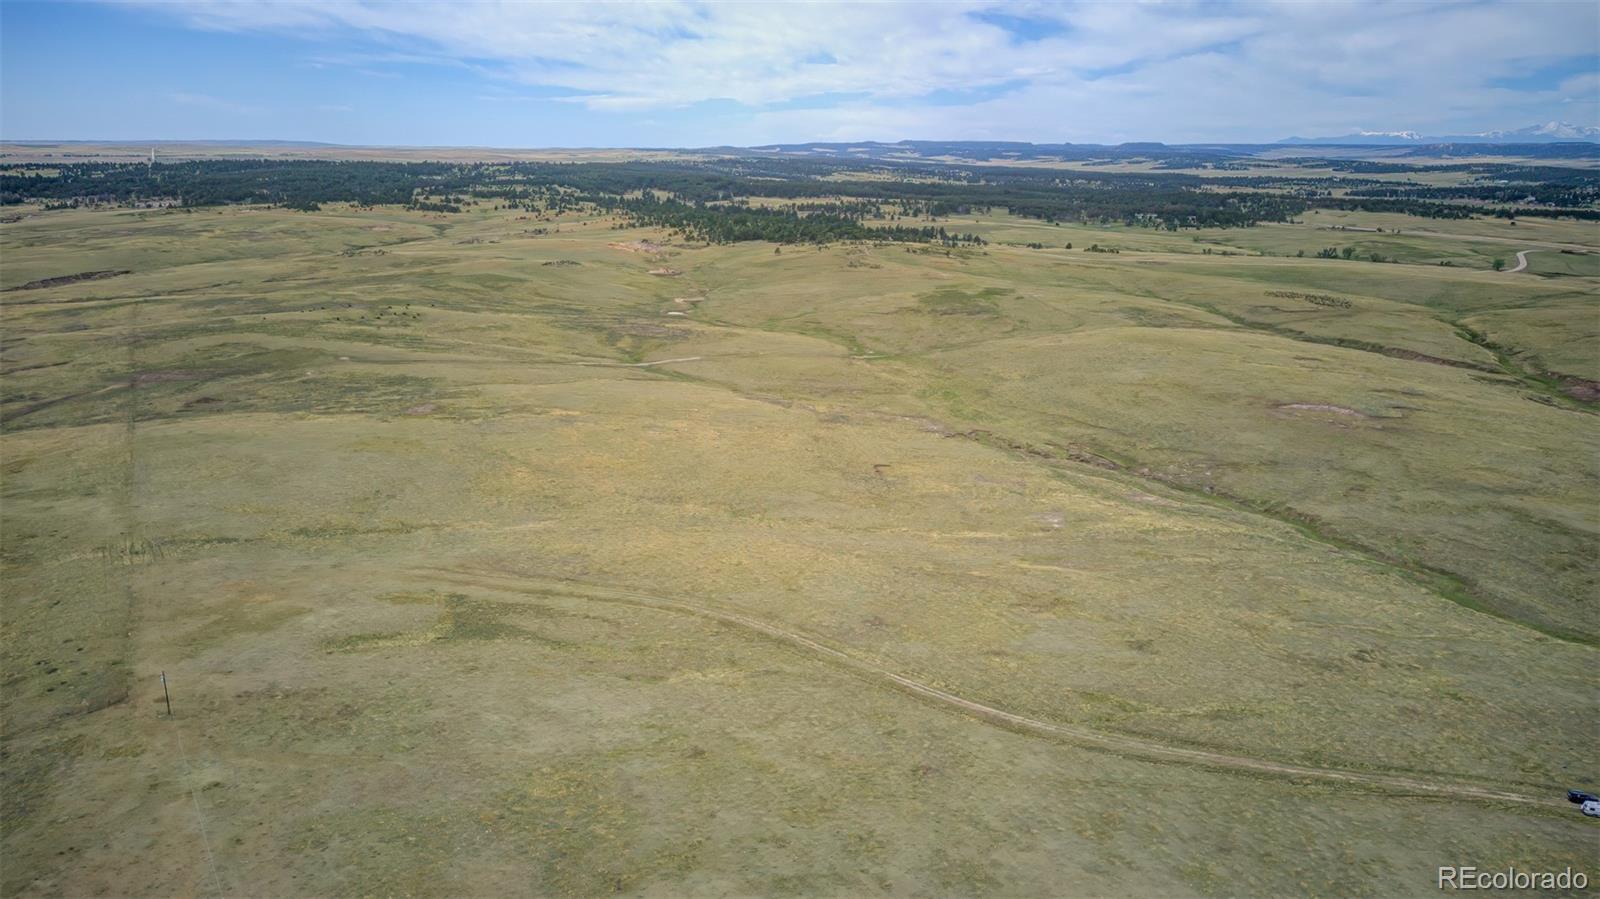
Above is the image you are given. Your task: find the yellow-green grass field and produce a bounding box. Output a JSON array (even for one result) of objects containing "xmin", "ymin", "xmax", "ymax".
[{"xmin": 3, "ymin": 200, "xmax": 1596, "ymax": 896}]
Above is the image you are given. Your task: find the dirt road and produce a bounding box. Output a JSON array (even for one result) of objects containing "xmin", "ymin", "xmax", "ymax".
[
  {"xmin": 422, "ymin": 566, "xmax": 1555, "ymax": 811},
  {"xmin": 1506, "ymin": 250, "xmax": 1532, "ymax": 273}
]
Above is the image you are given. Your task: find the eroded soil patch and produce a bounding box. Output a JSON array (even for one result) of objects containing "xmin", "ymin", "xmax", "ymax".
[
  {"xmin": 609, "ymin": 240, "xmax": 663, "ymax": 254},
  {"xmin": 1555, "ymin": 375, "xmax": 1600, "ymax": 403},
  {"xmin": 1275, "ymin": 403, "xmax": 1367, "ymax": 417},
  {"xmin": 6, "ymin": 270, "xmax": 131, "ymax": 291}
]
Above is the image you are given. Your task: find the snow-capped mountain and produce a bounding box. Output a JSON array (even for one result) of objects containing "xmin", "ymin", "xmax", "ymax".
[
  {"xmin": 1279, "ymin": 122, "xmax": 1599, "ymax": 145},
  {"xmin": 1478, "ymin": 121, "xmax": 1600, "ymax": 141}
]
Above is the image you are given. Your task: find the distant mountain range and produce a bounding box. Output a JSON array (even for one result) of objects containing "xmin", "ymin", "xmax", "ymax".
[
  {"xmin": 1278, "ymin": 121, "xmax": 1600, "ymax": 145},
  {"xmin": 6, "ymin": 134, "xmax": 1595, "ymax": 165}
]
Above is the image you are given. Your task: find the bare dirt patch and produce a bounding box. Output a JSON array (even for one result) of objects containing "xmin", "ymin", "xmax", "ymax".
[
  {"xmin": 1556, "ymin": 376, "xmax": 1600, "ymax": 403},
  {"xmin": 647, "ymin": 268, "xmax": 682, "ymax": 277},
  {"xmin": 608, "ymin": 240, "xmax": 663, "ymax": 254},
  {"xmin": 1275, "ymin": 403, "xmax": 1368, "ymax": 417},
  {"xmin": 403, "ymin": 403, "xmax": 439, "ymax": 416}
]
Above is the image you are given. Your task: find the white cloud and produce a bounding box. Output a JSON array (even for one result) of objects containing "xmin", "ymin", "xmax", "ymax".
[
  {"xmin": 124, "ymin": 0, "xmax": 1600, "ymax": 140},
  {"xmin": 1559, "ymin": 71, "xmax": 1600, "ymax": 102}
]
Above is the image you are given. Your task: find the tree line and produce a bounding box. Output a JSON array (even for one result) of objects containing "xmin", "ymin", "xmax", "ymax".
[{"xmin": 7, "ymin": 156, "xmax": 1589, "ymax": 230}]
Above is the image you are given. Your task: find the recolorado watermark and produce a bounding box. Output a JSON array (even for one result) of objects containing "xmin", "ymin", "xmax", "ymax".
[{"xmin": 1439, "ymin": 866, "xmax": 1587, "ymax": 891}]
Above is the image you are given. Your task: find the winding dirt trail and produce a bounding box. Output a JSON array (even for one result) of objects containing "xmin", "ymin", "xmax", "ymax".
[
  {"xmin": 420, "ymin": 566, "xmax": 1553, "ymax": 810},
  {"xmin": 570, "ymin": 356, "xmax": 703, "ymax": 368},
  {"xmin": 1506, "ymin": 250, "xmax": 1533, "ymax": 273}
]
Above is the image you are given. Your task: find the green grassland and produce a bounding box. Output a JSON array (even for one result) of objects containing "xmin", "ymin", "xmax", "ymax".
[{"xmin": 3, "ymin": 199, "xmax": 1596, "ymax": 896}]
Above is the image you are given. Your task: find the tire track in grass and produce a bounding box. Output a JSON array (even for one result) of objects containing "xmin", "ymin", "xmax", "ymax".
[{"xmin": 417, "ymin": 566, "xmax": 1554, "ymax": 811}]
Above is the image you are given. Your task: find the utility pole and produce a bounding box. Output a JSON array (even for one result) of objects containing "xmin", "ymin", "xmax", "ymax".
[{"xmin": 160, "ymin": 671, "xmax": 172, "ymax": 716}]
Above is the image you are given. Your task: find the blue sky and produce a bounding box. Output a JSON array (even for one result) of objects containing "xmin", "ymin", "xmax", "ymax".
[{"xmin": 2, "ymin": 1, "xmax": 1596, "ymax": 146}]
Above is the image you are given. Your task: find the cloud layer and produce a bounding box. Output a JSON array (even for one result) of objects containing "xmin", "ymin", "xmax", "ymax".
[{"xmin": 43, "ymin": 1, "xmax": 1600, "ymax": 142}]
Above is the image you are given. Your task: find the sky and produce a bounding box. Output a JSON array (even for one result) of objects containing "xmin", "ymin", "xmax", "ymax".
[{"xmin": 2, "ymin": 0, "xmax": 1597, "ymax": 147}]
